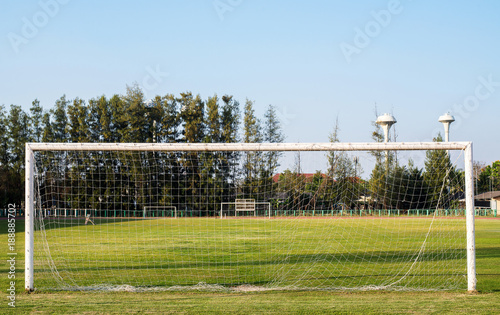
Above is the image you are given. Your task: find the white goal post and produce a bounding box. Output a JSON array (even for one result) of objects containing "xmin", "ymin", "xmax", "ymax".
[
  {"xmin": 143, "ymin": 206, "xmax": 177, "ymax": 218},
  {"xmin": 25, "ymin": 141, "xmax": 476, "ymax": 292}
]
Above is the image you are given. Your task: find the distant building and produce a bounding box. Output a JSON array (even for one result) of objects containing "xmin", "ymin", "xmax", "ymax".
[{"xmin": 474, "ymin": 191, "xmax": 500, "ymax": 210}]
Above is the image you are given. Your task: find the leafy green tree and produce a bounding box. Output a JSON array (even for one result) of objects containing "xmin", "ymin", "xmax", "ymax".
[
  {"xmin": 108, "ymin": 94, "xmax": 125, "ymax": 142},
  {"xmin": 43, "ymin": 96, "xmax": 69, "ymax": 209},
  {"xmin": 151, "ymin": 94, "xmax": 180, "ymax": 212},
  {"xmin": 205, "ymin": 95, "xmax": 221, "ymax": 143},
  {"xmin": 327, "ymin": 117, "xmax": 361, "ymax": 209},
  {"xmin": 97, "ymin": 120, "xmax": 121, "ymax": 210},
  {"xmin": 87, "ymin": 95, "xmax": 116, "ymax": 142},
  {"xmin": 220, "ymin": 95, "xmax": 240, "ymax": 204},
  {"xmin": 66, "ymin": 98, "xmax": 92, "ymax": 209},
  {"xmin": 327, "ymin": 117, "xmax": 361, "ymax": 178},
  {"xmin": 262, "ymin": 104, "xmax": 284, "ymax": 177},
  {"xmin": 0, "ymin": 89, "xmax": 301, "ymax": 214},
  {"xmin": 276, "ymin": 169, "xmax": 307, "ymax": 210},
  {"xmin": 384, "ymin": 161, "xmax": 429, "ymax": 210},
  {"xmin": 242, "ymin": 99, "xmax": 262, "ymax": 198},
  {"xmin": 304, "ymin": 171, "xmax": 329, "ymax": 210},
  {"xmin": 198, "ymin": 95, "xmax": 222, "ymax": 213},
  {"xmin": 29, "ymin": 99, "xmax": 44, "ymax": 142},
  {"xmin": 327, "ymin": 117, "xmax": 341, "ymax": 176},
  {"xmin": 0, "ymin": 105, "xmax": 10, "ymax": 207},
  {"xmin": 243, "ymin": 99, "xmax": 260, "ymax": 144},
  {"xmin": 52, "ymin": 95, "xmax": 69, "ymax": 142},
  {"xmin": 0, "ymin": 106, "xmax": 9, "ymax": 166},
  {"xmin": 179, "ymin": 92, "xmax": 205, "ymax": 143},
  {"xmin": 423, "ymin": 134, "xmax": 457, "ymax": 209},
  {"xmin": 8, "ymin": 105, "xmax": 29, "ymax": 173},
  {"xmin": 144, "ymin": 95, "xmax": 178, "ymax": 144},
  {"xmin": 41, "ymin": 112, "xmax": 54, "ymax": 142},
  {"xmin": 106, "ymin": 85, "xmax": 147, "ymax": 210},
  {"xmin": 7, "ymin": 105, "xmax": 30, "ymax": 206},
  {"xmin": 98, "ymin": 96, "xmax": 114, "ymax": 142},
  {"xmin": 478, "ymin": 161, "xmax": 500, "ymax": 193},
  {"xmin": 119, "ymin": 84, "xmax": 147, "ymax": 142},
  {"xmin": 157, "ymin": 94, "xmax": 180, "ymax": 143},
  {"xmin": 67, "ymin": 98, "xmax": 89, "ymax": 142},
  {"xmin": 178, "ymin": 92, "xmax": 205, "ymax": 210},
  {"xmin": 221, "ymin": 95, "xmax": 240, "ymax": 144},
  {"xmin": 405, "ymin": 163, "xmax": 427, "ymax": 209},
  {"xmin": 37, "ymin": 110, "xmax": 56, "ymax": 209},
  {"xmin": 369, "ymin": 161, "xmax": 388, "ymax": 209}
]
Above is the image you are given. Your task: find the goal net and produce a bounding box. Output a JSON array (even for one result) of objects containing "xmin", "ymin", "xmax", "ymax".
[{"xmin": 25, "ymin": 142, "xmax": 476, "ymax": 292}]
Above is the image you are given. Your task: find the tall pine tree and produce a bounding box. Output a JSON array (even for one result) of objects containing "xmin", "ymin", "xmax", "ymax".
[
  {"xmin": 29, "ymin": 99, "xmax": 44, "ymax": 142},
  {"xmin": 242, "ymin": 99, "xmax": 262, "ymax": 198}
]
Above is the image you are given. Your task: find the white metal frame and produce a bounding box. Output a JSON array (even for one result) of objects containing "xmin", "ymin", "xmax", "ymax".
[
  {"xmin": 25, "ymin": 142, "xmax": 476, "ymax": 292},
  {"xmin": 143, "ymin": 206, "xmax": 177, "ymax": 218}
]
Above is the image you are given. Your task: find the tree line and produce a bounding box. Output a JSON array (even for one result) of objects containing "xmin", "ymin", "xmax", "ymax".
[
  {"xmin": 0, "ymin": 84, "xmax": 284, "ymax": 210},
  {"xmin": 0, "ymin": 87, "xmax": 498, "ymax": 213}
]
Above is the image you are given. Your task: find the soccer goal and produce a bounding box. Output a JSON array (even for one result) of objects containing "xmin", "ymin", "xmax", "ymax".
[
  {"xmin": 143, "ymin": 206, "xmax": 177, "ymax": 218},
  {"xmin": 25, "ymin": 142, "xmax": 476, "ymax": 292},
  {"xmin": 220, "ymin": 199, "xmax": 272, "ymax": 218}
]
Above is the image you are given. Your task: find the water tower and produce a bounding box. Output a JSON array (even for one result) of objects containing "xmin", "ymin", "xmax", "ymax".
[
  {"xmin": 438, "ymin": 113, "xmax": 455, "ymax": 142},
  {"xmin": 376, "ymin": 113, "xmax": 397, "ymax": 142}
]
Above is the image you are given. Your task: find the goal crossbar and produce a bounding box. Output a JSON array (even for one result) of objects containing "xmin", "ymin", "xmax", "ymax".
[
  {"xmin": 25, "ymin": 141, "xmax": 476, "ymax": 292},
  {"xmin": 25, "ymin": 141, "xmax": 471, "ymax": 152}
]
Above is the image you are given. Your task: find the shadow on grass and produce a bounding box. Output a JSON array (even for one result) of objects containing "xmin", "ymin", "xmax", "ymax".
[
  {"xmin": 43, "ymin": 248, "xmax": 469, "ymax": 273},
  {"xmin": 0, "ymin": 216, "xmax": 159, "ymax": 234},
  {"xmin": 476, "ymin": 247, "xmax": 500, "ymax": 259}
]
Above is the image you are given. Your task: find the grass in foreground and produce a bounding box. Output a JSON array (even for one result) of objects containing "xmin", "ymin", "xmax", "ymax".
[
  {"xmin": 32, "ymin": 217, "xmax": 469, "ymax": 290},
  {"xmin": 4, "ymin": 290, "xmax": 500, "ymax": 314}
]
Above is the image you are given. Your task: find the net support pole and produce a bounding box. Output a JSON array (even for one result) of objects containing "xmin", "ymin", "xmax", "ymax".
[
  {"xmin": 25, "ymin": 144, "xmax": 35, "ymax": 292},
  {"xmin": 464, "ymin": 142, "xmax": 477, "ymax": 292}
]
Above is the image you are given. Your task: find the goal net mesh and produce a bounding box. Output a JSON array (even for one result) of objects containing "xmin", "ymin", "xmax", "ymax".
[{"xmin": 32, "ymin": 147, "xmax": 467, "ymax": 291}]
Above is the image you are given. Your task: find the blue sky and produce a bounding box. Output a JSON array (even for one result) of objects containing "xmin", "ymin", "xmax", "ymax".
[{"xmin": 1, "ymin": 0, "xmax": 500, "ymax": 167}]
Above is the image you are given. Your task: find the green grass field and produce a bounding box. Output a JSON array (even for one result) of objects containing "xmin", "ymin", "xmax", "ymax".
[
  {"xmin": 2, "ymin": 217, "xmax": 499, "ymax": 314},
  {"xmin": 34, "ymin": 216, "xmax": 469, "ymax": 290}
]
